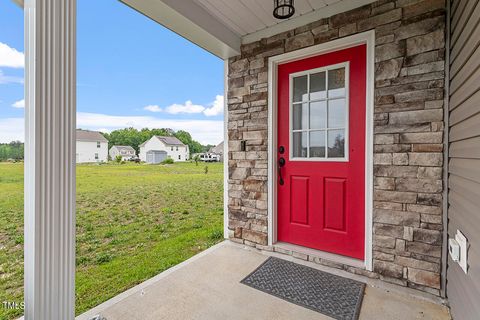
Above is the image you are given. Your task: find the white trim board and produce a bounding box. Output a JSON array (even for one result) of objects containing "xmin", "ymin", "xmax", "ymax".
[
  {"xmin": 267, "ymin": 31, "xmax": 375, "ymax": 271},
  {"xmin": 223, "ymin": 59, "xmax": 229, "ymax": 239}
]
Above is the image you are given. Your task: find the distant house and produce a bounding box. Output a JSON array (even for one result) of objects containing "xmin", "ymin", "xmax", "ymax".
[
  {"xmin": 139, "ymin": 136, "xmax": 189, "ymax": 162},
  {"xmin": 109, "ymin": 145, "xmax": 136, "ymax": 161},
  {"xmin": 208, "ymin": 141, "xmax": 224, "ymax": 162},
  {"xmin": 76, "ymin": 129, "xmax": 108, "ymax": 163}
]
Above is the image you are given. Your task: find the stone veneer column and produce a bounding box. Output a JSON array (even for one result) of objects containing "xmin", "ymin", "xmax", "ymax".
[
  {"xmin": 24, "ymin": 0, "xmax": 76, "ymax": 319},
  {"xmin": 227, "ymin": 0, "xmax": 446, "ymax": 295}
]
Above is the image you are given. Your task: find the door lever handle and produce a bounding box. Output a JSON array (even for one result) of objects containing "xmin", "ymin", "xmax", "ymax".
[{"xmin": 278, "ymin": 157, "xmax": 285, "ymax": 185}]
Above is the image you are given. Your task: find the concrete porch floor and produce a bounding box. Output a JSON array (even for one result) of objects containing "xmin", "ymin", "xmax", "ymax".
[{"xmin": 77, "ymin": 241, "xmax": 451, "ymax": 320}]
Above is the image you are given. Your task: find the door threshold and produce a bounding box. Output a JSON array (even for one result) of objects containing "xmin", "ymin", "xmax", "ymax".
[{"xmin": 274, "ymin": 242, "xmax": 365, "ymax": 269}]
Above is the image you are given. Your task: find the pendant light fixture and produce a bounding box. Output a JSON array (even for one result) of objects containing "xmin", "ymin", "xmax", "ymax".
[{"xmin": 273, "ymin": 0, "xmax": 295, "ymax": 19}]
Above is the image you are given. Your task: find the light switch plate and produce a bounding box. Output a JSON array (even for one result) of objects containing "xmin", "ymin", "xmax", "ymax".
[{"xmin": 455, "ymin": 230, "xmax": 468, "ymax": 274}]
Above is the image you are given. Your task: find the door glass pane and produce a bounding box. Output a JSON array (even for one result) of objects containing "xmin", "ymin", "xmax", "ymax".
[
  {"xmin": 290, "ymin": 65, "xmax": 348, "ymax": 160},
  {"xmin": 328, "ymin": 129, "xmax": 345, "ymax": 158},
  {"xmin": 293, "ymin": 103, "xmax": 308, "ymax": 130},
  {"xmin": 328, "ymin": 68, "xmax": 346, "ymax": 98},
  {"xmin": 310, "ymin": 131, "xmax": 326, "ymax": 158},
  {"xmin": 328, "ymin": 99, "xmax": 346, "ymax": 128},
  {"xmin": 310, "ymin": 71, "xmax": 326, "ymax": 100},
  {"xmin": 293, "ymin": 75, "xmax": 308, "ymax": 102},
  {"xmin": 293, "ymin": 132, "xmax": 308, "ymax": 158},
  {"xmin": 309, "ymin": 101, "xmax": 326, "ymax": 130}
]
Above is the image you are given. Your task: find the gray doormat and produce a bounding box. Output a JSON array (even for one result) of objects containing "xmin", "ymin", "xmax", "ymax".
[{"xmin": 241, "ymin": 257, "xmax": 365, "ymax": 320}]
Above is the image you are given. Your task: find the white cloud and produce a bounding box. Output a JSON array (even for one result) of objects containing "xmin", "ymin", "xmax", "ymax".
[
  {"xmin": 143, "ymin": 95, "xmax": 224, "ymax": 117},
  {"xmin": 0, "ymin": 118, "xmax": 24, "ymax": 143},
  {"xmin": 0, "ymin": 42, "xmax": 24, "ymax": 68},
  {"xmin": 165, "ymin": 100, "xmax": 205, "ymax": 114},
  {"xmin": 12, "ymin": 99, "xmax": 24, "ymax": 108},
  {"xmin": 77, "ymin": 112, "xmax": 222, "ymax": 145},
  {"xmin": 0, "ymin": 69, "xmax": 23, "ymax": 85},
  {"xmin": 0, "ymin": 111, "xmax": 224, "ymax": 145},
  {"xmin": 0, "ymin": 112, "xmax": 223, "ymax": 144},
  {"xmin": 143, "ymin": 105, "xmax": 162, "ymax": 112},
  {"xmin": 203, "ymin": 95, "xmax": 224, "ymax": 116}
]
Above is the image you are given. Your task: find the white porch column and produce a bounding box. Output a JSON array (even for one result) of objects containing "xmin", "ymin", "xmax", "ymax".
[{"xmin": 24, "ymin": 0, "xmax": 76, "ymax": 319}]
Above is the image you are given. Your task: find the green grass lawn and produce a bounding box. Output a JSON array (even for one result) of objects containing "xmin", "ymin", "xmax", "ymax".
[{"xmin": 0, "ymin": 161, "xmax": 224, "ymax": 319}]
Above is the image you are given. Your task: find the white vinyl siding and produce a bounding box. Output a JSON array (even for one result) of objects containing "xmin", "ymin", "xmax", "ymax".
[
  {"xmin": 139, "ymin": 137, "xmax": 189, "ymax": 162},
  {"xmin": 448, "ymin": 1, "xmax": 480, "ymax": 318},
  {"xmin": 76, "ymin": 141, "xmax": 108, "ymax": 163}
]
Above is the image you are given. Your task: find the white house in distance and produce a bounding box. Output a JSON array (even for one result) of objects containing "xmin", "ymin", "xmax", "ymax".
[
  {"xmin": 139, "ymin": 136, "xmax": 189, "ymax": 162},
  {"xmin": 209, "ymin": 141, "xmax": 224, "ymax": 162},
  {"xmin": 109, "ymin": 145, "xmax": 136, "ymax": 161},
  {"xmin": 76, "ymin": 129, "xmax": 108, "ymax": 163}
]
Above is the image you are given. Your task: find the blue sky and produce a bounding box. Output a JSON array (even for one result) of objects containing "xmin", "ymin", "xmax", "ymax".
[{"xmin": 0, "ymin": 0, "xmax": 224, "ymax": 145}]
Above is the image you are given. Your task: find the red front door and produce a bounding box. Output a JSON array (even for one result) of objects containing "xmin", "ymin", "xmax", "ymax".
[{"xmin": 277, "ymin": 45, "xmax": 366, "ymax": 260}]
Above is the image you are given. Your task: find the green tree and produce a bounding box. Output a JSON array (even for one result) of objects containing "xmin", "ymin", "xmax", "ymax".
[
  {"xmin": 103, "ymin": 127, "xmax": 208, "ymax": 158},
  {"xmin": 202, "ymin": 144, "xmax": 215, "ymax": 153},
  {"xmin": 174, "ymin": 130, "xmax": 203, "ymax": 155},
  {"xmin": 103, "ymin": 127, "xmax": 146, "ymax": 153},
  {"xmin": 0, "ymin": 141, "xmax": 24, "ymax": 161}
]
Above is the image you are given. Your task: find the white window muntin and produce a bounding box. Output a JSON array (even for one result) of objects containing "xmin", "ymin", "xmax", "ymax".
[{"xmin": 289, "ymin": 61, "xmax": 350, "ymax": 162}]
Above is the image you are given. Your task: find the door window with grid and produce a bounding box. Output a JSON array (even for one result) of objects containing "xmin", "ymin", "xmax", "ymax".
[{"xmin": 290, "ymin": 63, "xmax": 349, "ymax": 160}]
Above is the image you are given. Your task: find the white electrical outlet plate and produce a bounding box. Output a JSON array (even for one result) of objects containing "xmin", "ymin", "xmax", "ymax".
[
  {"xmin": 455, "ymin": 230, "xmax": 468, "ymax": 274},
  {"xmin": 448, "ymin": 238, "xmax": 460, "ymax": 261}
]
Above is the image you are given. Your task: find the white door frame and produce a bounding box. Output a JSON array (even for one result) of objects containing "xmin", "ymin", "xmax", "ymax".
[{"xmin": 267, "ymin": 30, "xmax": 375, "ymax": 271}]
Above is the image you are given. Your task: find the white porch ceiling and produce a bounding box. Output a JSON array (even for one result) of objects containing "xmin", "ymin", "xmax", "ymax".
[
  {"xmin": 193, "ymin": 0, "xmax": 343, "ymax": 36},
  {"xmin": 121, "ymin": 0, "xmax": 377, "ymax": 59}
]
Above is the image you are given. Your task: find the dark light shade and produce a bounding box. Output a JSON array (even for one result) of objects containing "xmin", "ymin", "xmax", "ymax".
[{"xmin": 273, "ymin": 0, "xmax": 295, "ymax": 19}]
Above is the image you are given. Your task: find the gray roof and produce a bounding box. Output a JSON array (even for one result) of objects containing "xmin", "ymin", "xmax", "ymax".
[
  {"xmin": 111, "ymin": 145, "xmax": 135, "ymax": 152},
  {"xmin": 139, "ymin": 135, "xmax": 185, "ymax": 147},
  {"xmin": 155, "ymin": 136, "xmax": 185, "ymax": 146},
  {"xmin": 209, "ymin": 141, "xmax": 224, "ymax": 154},
  {"xmin": 76, "ymin": 129, "xmax": 108, "ymax": 142}
]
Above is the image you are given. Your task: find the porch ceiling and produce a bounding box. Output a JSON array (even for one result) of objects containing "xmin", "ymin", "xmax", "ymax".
[
  {"xmin": 120, "ymin": 0, "xmax": 377, "ymax": 59},
  {"xmin": 193, "ymin": 0, "xmax": 346, "ymax": 36}
]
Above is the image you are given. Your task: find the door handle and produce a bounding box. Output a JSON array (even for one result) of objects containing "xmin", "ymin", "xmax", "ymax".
[{"xmin": 278, "ymin": 157, "xmax": 285, "ymax": 185}]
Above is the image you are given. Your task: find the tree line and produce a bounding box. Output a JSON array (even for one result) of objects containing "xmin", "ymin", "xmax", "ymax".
[
  {"xmin": 0, "ymin": 141, "xmax": 24, "ymax": 161},
  {"xmin": 102, "ymin": 127, "xmax": 213, "ymax": 155},
  {"xmin": 0, "ymin": 128, "xmax": 215, "ymax": 161}
]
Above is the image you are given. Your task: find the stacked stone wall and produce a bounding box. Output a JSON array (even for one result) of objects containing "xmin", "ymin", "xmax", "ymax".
[{"xmin": 227, "ymin": 0, "xmax": 446, "ymax": 295}]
